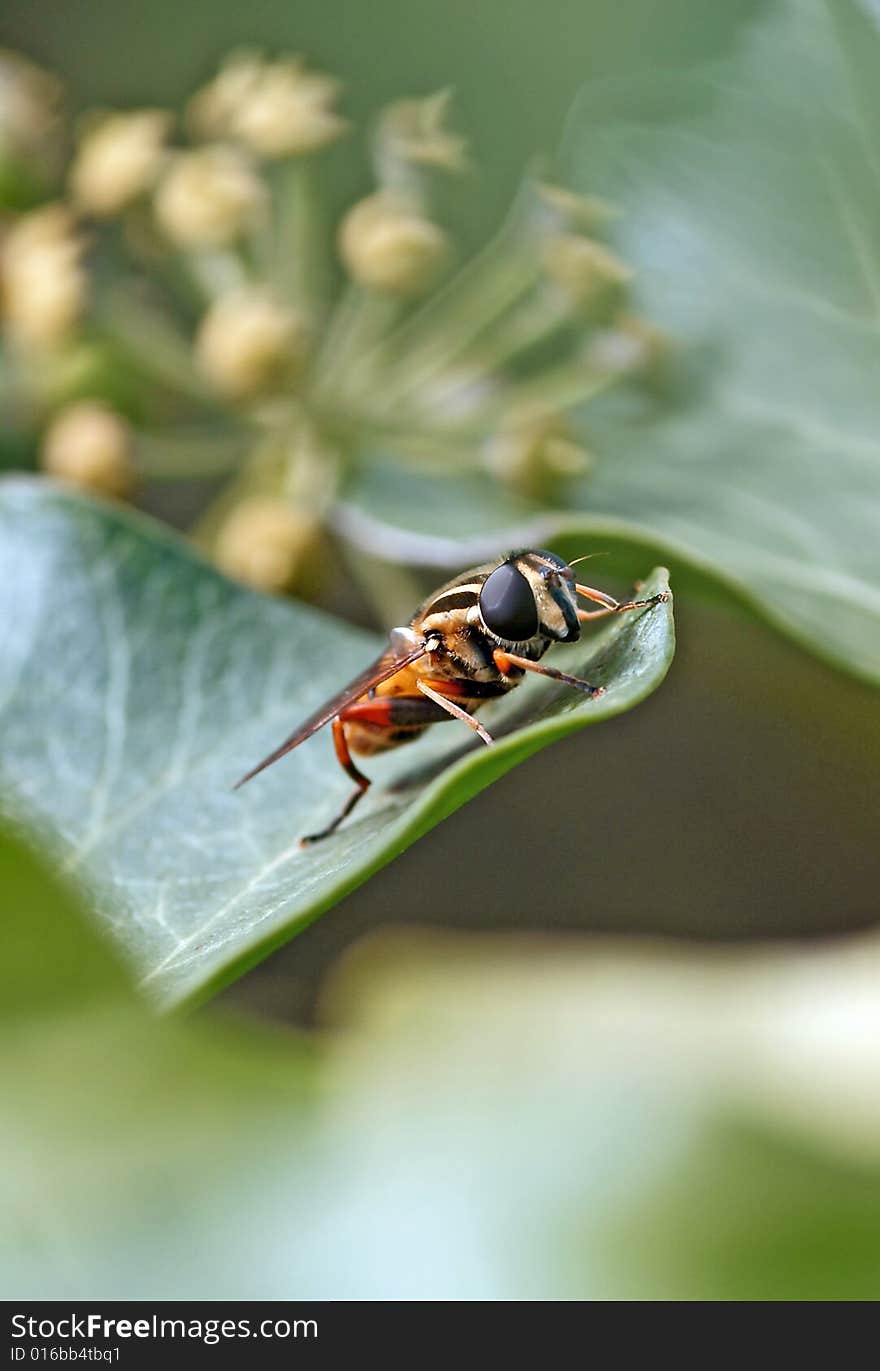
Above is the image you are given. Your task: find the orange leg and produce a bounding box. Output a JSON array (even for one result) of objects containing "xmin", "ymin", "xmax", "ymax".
[
  {"xmin": 493, "ymin": 648, "xmax": 604, "ymax": 698},
  {"xmin": 300, "ymin": 684, "xmax": 496, "ymax": 843},
  {"xmin": 576, "ymin": 582, "xmax": 669, "ymax": 623},
  {"xmin": 300, "ymin": 715, "xmax": 371, "ymax": 845}
]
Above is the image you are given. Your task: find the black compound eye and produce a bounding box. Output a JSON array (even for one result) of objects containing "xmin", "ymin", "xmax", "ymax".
[{"xmin": 479, "ymin": 563, "xmax": 539, "ymax": 641}]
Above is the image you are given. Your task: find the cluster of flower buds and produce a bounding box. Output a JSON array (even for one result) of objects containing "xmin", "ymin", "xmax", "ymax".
[{"xmin": 0, "ymin": 46, "xmax": 666, "ymax": 597}]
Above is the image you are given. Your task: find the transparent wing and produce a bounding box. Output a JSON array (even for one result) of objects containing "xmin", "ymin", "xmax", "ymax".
[{"xmin": 233, "ymin": 635, "xmax": 430, "ymax": 789}]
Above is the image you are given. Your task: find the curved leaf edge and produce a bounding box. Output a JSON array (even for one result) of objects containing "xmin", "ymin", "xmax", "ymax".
[{"xmin": 338, "ymin": 497, "xmax": 869, "ymax": 687}]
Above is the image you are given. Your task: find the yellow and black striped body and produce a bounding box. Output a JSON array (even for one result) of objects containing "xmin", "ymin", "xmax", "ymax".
[
  {"xmin": 345, "ymin": 550, "xmax": 580, "ymax": 756},
  {"xmin": 234, "ymin": 546, "xmax": 667, "ymax": 843}
]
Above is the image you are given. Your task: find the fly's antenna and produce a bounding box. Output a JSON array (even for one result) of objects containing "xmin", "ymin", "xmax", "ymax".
[{"xmin": 567, "ymin": 552, "xmax": 609, "ymax": 568}]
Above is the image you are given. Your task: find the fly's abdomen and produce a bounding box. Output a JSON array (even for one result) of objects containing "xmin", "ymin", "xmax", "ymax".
[
  {"xmin": 345, "ymin": 695, "xmax": 454, "ymax": 755},
  {"xmin": 345, "ymin": 683, "xmax": 504, "ymax": 755}
]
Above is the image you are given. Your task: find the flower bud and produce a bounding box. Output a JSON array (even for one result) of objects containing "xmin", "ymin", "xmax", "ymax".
[
  {"xmin": 483, "ymin": 409, "xmax": 591, "ymax": 500},
  {"xmin": 154, "ymin": 144, "xmax": 265, "ymax": 248},
  {"xmin": 195, "ymin": 287, "xmax": 309, "ymax": 399},
  {"xmin": 376, "ymin": 91, "xmax": 468, "ymax": 175},
  {"xmin": 235, "ymin": 61, "xmax": 346, "ymax": 159},
  {"xmin": 214, "ymin": 496, "xmax": 322, "ymax": 594},
  {"xmin": 535, "ymin": 183, "xmax": 619, "ymax": 235},
  {"xmin": 41, "ymin": 401, "xmax": 135, "ymax": 499},
  {"xmin": 339, "ymin": 193, "xmax": 447, "ymax": 296},
  {"xmin": 1, "ymin": 204, "xmax": 87, "ymax": 348},
  {"xmin": 70, "ymin": 109, "xmax": 171, "ymax": 217},
  {"xmin": 186, "ymin": 50, "xmax": 262, "ymax": 139},
  {"xmin": 541, "ymin": 232, "xmax": 632, "ymax": 311},
  {"xmin": 0, "ymin": 49, "xmax": 63, "ymax": 168},
  {"xmin": 188, "ymin": 52, "xmax": 347, "ymax": 159}
]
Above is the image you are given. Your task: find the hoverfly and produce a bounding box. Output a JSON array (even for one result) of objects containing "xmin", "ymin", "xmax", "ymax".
[{"xmin": 235, "ymin": 549, "xmax": 668, "ymax": 843}]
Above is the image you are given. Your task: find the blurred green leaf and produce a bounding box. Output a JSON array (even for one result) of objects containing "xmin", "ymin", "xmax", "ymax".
[
  {"xmin": 5, "ymin": 822, "xmax": 880, "ymax": 1299},
  {"xmin": 565, "ymin": 0, "xmax": 880, "ymax": 683},
  {"xmin": 0, "ymin": 478, "xmax": 673, "ymax": 1006},
  {"xmin": 0, "ymin": 821, "xmax": 125, "ymax": 1018},
  {"xmin": 343, "ymin": 0, "xmax": 880, "ymax": 684},
  {"xmin": 0, "ymin": 824, "xmax": 318, "ymax": 1300}
]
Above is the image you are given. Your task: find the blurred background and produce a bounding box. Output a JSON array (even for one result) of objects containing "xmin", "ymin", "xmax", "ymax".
[
  {"xmin": 3, "ymin": 0, "xmax": 880, "ymax": 1303},
  {"xmin": 2, "ymin": 0, "xmax": 760, "ymax": 246}
]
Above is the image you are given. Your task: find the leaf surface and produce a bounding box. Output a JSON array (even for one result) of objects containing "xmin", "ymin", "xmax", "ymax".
[{"xmin": 0, "ymin": 479, "xmax": 673, "ymax": 1005}]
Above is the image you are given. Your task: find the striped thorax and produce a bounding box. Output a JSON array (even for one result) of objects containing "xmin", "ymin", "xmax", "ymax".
[{"xmin": 415, "ymin": 548, "xmax": 581, "ymax": 684}]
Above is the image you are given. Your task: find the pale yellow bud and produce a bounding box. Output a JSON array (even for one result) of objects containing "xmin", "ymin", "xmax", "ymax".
[
  {"xmin": 536, "ymin": 183, "xmax": 620, "ymax": 234},
  {"xmin": 541, "ymin": 233, "xmax": 633, "ymax": 310},
  {"xmin": 483, "ymin": 410, "xmax": 591, "ymax": 499},
  {"xmin": 186, "ymin": 51, "xmax": 263, "ymax": 140},
  {"xmin": 235, "ymin": 62, "xmax": 346, "ymax": 158},
  {"xmin": 188, "ymin": 52, "xmax": 346, "ymax": 158},
  {"xmin": 0, "ymin": 49, "xmax": 63, "ymax": 163},
  {"xmin": 195, "ymin": 287, "xmax": 309, "ymax": 399},
  {"xmin": 215, "ymin": 497, "xmax": 322, "ymax": 594},
  {"xmin": 70, "ymin": 109, "xmax": 171, "ymax": 217},
  {"xmin": 339, "ymin": 194, "xmax": 447, "ymax": 296},
  {"xmin": 376, "ymin": 91, "xmax": 468, "ymax": 174},
  {"xmin": 1, "ymin": 205, "xmax": 87, "ymax": 348},
  {"xmin": 154, "ymin": 145, "xmax": 265, "ymax": 247},
  {"xmin": 41, "ymin": 402, "xmax": 135, "ymax": 499}
]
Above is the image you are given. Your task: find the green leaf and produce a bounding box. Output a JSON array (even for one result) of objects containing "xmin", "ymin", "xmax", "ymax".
[
  {"xmin": 565, "ymin": 0, "xmax": 880, "ymax": 683},
  {"xmin": 0, "ymin": 819, "xmax": 126, "ymax": 1019},
  {"xmin": 6, "ymin": 823, "xmax": 880, "ymax": 1299},
  {"xmin": 0, "ymin": 478, "xmax": 674, "ymax": 1006},
  {"xmin": 0, "ymin": 824, "xmax": 319, "ymax": 1300},
  {"xmin": 343, "ymin": 0, "xmax": 880, "ymax": 684}
]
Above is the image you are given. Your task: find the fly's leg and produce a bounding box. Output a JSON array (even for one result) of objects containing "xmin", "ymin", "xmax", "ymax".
[
  {"xmin": 300, "ymin": 716, "xmax": 371, "ymax": 845},
  {"xmin": 493, "ymin": 648, "xmax": 605, "ymax": 698},
  {"xmin": 576, "ymin": 582, "xmax": 669, "ymax": 622},
  {"xmin": 416, "ymin": 680, "xmax": 495, "ymax": 745},
  {"xmin": 301, "ymin": 683, "xmax": 499, "ymax": 843}
]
